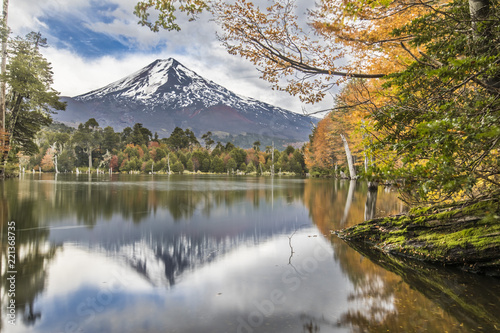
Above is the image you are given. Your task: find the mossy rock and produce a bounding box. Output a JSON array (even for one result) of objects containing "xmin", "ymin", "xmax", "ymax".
[{"xmin": 336, "ymin": 196, "xmax": 500, "ymax": 276}]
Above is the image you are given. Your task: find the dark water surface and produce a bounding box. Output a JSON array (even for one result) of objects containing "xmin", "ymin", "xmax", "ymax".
[{"xmin": 1, "ymin": 174, "xmax": 498, "ymax": 333}]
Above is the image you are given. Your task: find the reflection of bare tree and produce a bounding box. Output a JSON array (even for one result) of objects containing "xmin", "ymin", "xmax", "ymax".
[
  {"xmin": 302, "ymin": 320, "xmax": 319, "ymax": 333},
  {"xmin": 364, "ymin": 186, "xmax": 378, "ymax": 221},
  {"xmin": 304, "ymin": 179, "xmax": 402, "ymax": 233},
  {"xmin": 340, "ymin": 180, "xmax": 357, "ymax": 225},
  {"xmin": 299, "ymin": 314, "xmax": 339, "ymax": 333}
]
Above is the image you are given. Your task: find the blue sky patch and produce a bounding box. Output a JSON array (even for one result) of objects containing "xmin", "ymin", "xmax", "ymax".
[
  {"xmin": 39, "ymin": 3, "xmax": 141, "ymax": 59},
  {"xmin": 40, "ymin": 16, "xmax": 130, "ymax": 58}
]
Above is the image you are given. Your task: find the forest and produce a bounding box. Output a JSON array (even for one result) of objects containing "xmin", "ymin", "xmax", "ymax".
[{"xmin": 22, "ymin": 119, "xmax": 307, "ymax": 176}]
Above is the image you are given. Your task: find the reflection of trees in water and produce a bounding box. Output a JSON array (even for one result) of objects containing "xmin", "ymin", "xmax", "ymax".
[
  {"xmin": 342, "ymin": 242, "xmax": 500, "ymax": 333},
  {"xmin": 300, "ymin": 314, "xmax": 341, "ymax": 333},
  {"xmin": 0, "ymin": 187, "xmax": 61, "ymax": 328},
  {"xmin": 340, "ymin": 180, "xmax": 356, "ymax": 225},
  {"xmin": 303, "ymin": 181, "xmax": 490, "ymax": 332},
  {"xmin": 302, "ymin": 179, "xmax": 498, "ymax": 333},
  {"xmin": 315, "ymin": 237, "xmax": 477, "ymax": 332},
  {"xmin": 304, "ymin": 180, "xmax": 404, "ymax": 233},
  {"xmin": 7, "ymin": 175, "xmax": 307, "ymax": 226},
  {"xmin": 364, "ymin": 187, "xmax": 378, "ymax": 221}
]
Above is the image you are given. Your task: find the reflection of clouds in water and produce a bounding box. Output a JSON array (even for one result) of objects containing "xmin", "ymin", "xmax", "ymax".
[
  {"xmin": 347, "ymin": 275, "xmax": 396, "ymax": 323},
  {"xmin": 24, "ymin": 230, "xmax": 351, "ymax": 333}
]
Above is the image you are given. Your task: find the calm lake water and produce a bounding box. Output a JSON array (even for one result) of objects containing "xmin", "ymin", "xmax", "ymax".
[{"xmin": 1, "ymin": 174, "xmax": 499, "ymax": 333}]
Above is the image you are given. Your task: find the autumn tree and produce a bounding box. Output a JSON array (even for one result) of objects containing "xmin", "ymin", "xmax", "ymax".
[
  {"xmin": 370, "ymin": 0, "xmax": 500, "ymax": 203},
  {"xmin": 305, "ymin": 106, "xmax": 364, "ymax": 179},
  {"xmin": 304, "ymin": 116, "xmax": 339, "ymax": 173},
  {"xmin": 40, "ymin": 147, "xmax": 55, "ymax": 172},
  {"xmin": 134, "ymin": 0, "xmax": 209, "ymax": 32}
]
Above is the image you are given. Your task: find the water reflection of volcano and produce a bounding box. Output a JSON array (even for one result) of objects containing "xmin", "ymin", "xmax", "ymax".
[
  {"xmin": 46, "ymin": 194, "xmax": 310, "ymax": 288},
  {"xmin": 118, "ymin": 235, "xmax": 250, "ymax": 287},
  {"xmin": 56, "ymin": 201, "xmax": 308, "ymax": 288}
]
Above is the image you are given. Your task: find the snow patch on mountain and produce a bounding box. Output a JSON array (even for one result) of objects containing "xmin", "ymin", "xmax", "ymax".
[{"xmin": 75, "ymin": 58, "xmax": 299, "ymax": 115}]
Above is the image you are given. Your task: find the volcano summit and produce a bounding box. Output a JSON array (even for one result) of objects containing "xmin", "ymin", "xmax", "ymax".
[{"xmin": 54, "ymin": 58, "xmax": 317, "ymax": 147}]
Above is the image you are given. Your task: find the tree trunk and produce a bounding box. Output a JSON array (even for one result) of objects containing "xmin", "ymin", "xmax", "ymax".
[
  {"xmin": 167, "ymin": 153, "xmax": 171, "ymax": 174},
  {"xmin": 340, "ymin": 133, "xmax": 357, "ymax": 180},
  {"xmin": 85, "ymin": 146, "xmax": 92, "ymax": 170},
  {"xmin": 364, "ymin": 149, "xmax": 369, "ymax": 174},
  {"xmin": 0, "ymin": 0, "xmax": 8, "ymax": 132},
  {"xmin": 271, "ymin": 142, "xmax": 274, "ymax": 176},
  {"xmin": 51, "ymin": 142, "xmax": 59, "ymax": 173},
  {"xmin": 7, "ymin": 94, "xmax": 23, "ymax": 144},
  {"xmin": 54, "ymin": 154, "xmax": 58, "ymax": 173},
  {"xmin": 469, "ymin": 0, "xmax": 490, "ymax": 39},
  {"xmin": 468, "ymin": 0, "xmax": 499, "ymax": 89}
]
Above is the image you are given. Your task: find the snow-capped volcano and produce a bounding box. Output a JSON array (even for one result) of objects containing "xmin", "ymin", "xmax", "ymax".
[
  {"xmin": 77, "ymin": 58, "xmax": 262, "ymax": 110},
  {"xmin": 77, "ymin": 59, "xmax": 193, "ymax": 101},
  {"xmin": 54, "ymin": 58, "xmax": 317, "ymax": 147}
]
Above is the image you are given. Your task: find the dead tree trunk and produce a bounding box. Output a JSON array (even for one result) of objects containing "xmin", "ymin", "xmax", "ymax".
[{"xmin": 340, "ymin": 133, "xmax": 357, "ymax": 180}]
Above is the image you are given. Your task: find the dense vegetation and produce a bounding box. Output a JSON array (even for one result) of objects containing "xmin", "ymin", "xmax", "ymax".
[{"xmin": 22, "ymin": 119, "xmax": 307, "ymax": 175}]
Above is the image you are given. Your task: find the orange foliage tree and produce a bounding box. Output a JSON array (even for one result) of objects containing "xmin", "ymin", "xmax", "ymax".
[{"xmin": 40, "ymin": 147, "xmax": 55, "ymax": 172}]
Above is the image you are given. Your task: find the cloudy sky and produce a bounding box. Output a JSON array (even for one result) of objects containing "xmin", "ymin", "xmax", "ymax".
[{"xmin": 9, "ymin": 0, "xmax": 333, "ymax": 116}]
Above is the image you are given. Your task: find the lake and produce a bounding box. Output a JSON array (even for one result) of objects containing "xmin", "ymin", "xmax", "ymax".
[{"xmin": 1, "ymin": 174, "xmax": 499, "ymax": 333}]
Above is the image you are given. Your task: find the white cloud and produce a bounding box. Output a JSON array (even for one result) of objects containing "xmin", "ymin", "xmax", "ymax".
[
  {"xmin": 11, "ymin": 0, "xmax": 333, "ymax": 115},
  {"xmin": 9, "ymin": 0, "xmax": 90, "ymax": 32}
]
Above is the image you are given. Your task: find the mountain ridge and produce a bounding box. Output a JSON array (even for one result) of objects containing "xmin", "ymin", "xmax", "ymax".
[{"xmin": 53, "ymin": 58, "xmax": 317, "ymax": 148}]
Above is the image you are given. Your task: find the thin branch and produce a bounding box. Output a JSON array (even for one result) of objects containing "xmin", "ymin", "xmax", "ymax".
[
  {"xmin": 400, "ymin": 42, "xmax": 437, "ymax": 68},
  {"xmin": 288, "ymin": 230, "xmax": 296, "ymax": 265},
  {"xmin": 469, "ymin": 137, "xmax": 500, "ymax": 172},
  {"xmin": 240, "ymin": 30, "xmax": 386, "ymax": 79},
  {"xmin": 301, "ymin": 100, "xmax": 372, "ymax": 116}
]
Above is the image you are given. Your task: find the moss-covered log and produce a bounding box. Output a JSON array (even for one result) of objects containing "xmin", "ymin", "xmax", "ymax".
[{"xmin": 336, "ymin": 196, "xmax": 500, "ymax": 276}]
